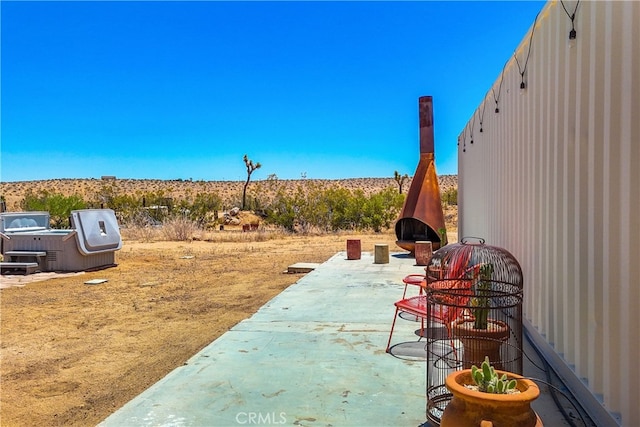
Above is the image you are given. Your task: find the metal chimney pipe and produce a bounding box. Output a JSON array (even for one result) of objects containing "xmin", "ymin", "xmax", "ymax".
[{"xmin": 419, "ymin": 96, "xmax": 434, "ymax": 155}]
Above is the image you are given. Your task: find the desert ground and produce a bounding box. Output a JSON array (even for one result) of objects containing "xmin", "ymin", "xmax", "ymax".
[{"xmin": 0, "ymin": 178, "xmax": 457, "ymax": 427}]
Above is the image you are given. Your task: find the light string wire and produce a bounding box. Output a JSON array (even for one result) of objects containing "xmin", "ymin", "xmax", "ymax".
[
  {"xmin": 470, "ymin": 113, "xmax": 476, "ymax": 144},
  {"xmin": 560, "ymin": 0, "xmax": 580, "ymax": 39},
  {"xmin": 514, "ymin": 11, "xmax": 540, "ymax": 90},
  {"xmin": 475, "ymin": 5, "xmax": 559, "ymax": 141},
  {"xmin": 492, "ymin": 61, "xmax": 508, "ymax": 113},
  {"xmin": 460, "ymin": 127, "xmax": 467, "ymax": 152},
  {"xmin": 479, "ymin": 95, "xmax": 487, "ymax": 132}
]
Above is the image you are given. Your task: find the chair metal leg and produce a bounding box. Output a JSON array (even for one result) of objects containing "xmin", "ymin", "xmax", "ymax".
[{"xmin": 385, "ymin": 306, "xmax": 401, "ymax": 352}]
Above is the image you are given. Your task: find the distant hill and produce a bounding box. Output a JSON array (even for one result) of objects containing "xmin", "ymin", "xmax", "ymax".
[{"xmin": 0, "ymin": 175, "xmax": 457, "ymax": 211}]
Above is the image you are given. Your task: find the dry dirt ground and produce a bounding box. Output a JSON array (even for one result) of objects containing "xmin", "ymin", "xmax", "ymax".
[{"xmin": 0, "ymin": 229, "xmax": 462, "ymax": 427}]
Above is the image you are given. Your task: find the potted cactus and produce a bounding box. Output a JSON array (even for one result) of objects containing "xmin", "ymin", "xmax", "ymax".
[
  {"xmin": 452, "ymin": 263, "xmax": 510, "ymax": 369},
  {"xmin": 440, "ymin": 357, "xmax": 543, "ymax": 427},
  {"xmin": 472, "ymin": 263, "xmax": 494, "ymax": 329},
  {"xmin": 468, "ymin": 355, "xmax": 517, "ymax": 393}
]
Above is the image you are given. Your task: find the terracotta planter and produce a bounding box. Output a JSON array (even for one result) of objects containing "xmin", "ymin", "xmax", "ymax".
[
  {"xmin": 453, "ymin": 319, "xmax": 510, "ymax": 369},
  {"xmin": 441, "ymin": 370, "xmax": 543, "ymax": 427}
]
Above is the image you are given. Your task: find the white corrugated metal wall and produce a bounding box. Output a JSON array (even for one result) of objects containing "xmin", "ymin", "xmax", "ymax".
[{"xmin": 457, "ymin": 1, "xmax": 639, "ymax": 425}]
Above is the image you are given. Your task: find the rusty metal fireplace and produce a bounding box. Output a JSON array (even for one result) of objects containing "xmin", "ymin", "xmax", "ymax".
[{"xmin": 395, "ymin": 96, "xmax": 447, "ymax": 252}]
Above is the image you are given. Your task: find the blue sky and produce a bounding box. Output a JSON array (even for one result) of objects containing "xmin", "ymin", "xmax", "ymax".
[{"xmin": 1, "ymin": 1, "xmax": 544, "ymax": 182}]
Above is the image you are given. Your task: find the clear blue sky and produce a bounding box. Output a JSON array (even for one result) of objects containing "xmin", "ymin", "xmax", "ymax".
[{"xmin": 1, "ymin": 1, "xmax": 544, "ymax": 182}]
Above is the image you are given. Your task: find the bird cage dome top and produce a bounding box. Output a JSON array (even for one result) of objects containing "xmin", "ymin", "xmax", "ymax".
[{"xmin": 426, "ymin": 237, "xmax": 523, "ymax": 289}]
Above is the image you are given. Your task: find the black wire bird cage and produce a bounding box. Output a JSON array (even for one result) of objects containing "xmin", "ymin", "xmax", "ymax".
[{"xmin": 424, "ymin": 237, "xmax": 524, "ymax": 425}]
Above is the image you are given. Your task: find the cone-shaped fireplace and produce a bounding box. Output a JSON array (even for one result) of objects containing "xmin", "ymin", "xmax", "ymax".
[{"xmin": 395, "ymin": 96, "xmax": 447, "ymax": 253}]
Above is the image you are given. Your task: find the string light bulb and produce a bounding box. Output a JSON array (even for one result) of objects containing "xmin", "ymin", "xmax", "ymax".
[
  {"xmin": 479, "ymin": 94, "xmax": 487, "ymax": 132},
  {"xmin": 514, "ymin": 12, "xmax": 538, "ymax": 97},
  {"xmin": 492, "ymin": 63, "xmax": 507, "ymax": 115},
  {"xmin": 561, "ymin": 0, "xmax": 580, "ymax": 48},
  {"xmin": 569, "ymin": 28, "xmax": 577, "ymax": 48}
]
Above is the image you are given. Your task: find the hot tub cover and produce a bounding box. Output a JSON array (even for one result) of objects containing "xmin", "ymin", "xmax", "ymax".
[
  {"xmin": 0, "ymin": 212, "xmax": 50, "ymax": 233},
  {"xmin": 70, "ymin": 209, "xmax": 122, "ymax": 255}
]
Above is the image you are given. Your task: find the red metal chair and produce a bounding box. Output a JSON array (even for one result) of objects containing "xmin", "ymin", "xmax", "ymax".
[
  {"xmin": 402, "ymin": 274, "xmax": 426, "ymax": 298},
  {"xmin": 385, "ymin": 273, "xmax": 476, "ymax": 353},
  {"xmin": 386, "ymin": 276, "xmax": 428, "ymax": 353}
]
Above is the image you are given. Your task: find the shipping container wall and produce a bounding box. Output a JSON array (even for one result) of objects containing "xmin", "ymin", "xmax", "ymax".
[{"xmin": 458, "ymin": 1, "xmax": 639, "ymax": 426}]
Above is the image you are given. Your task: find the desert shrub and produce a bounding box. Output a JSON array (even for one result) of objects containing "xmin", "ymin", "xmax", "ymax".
[
  {"xmin": 120, "ymin": 223, "xmax": 159, "ymax": 242},
  {"xmin": 263, "ymin": 187, "xmax": 298, "ymax": 232},
  {"xmin": 90, "ymin": 184, "xmax": 143, "ymax": 223},
  {"xmin": 442, "ymin": 188, "xmax": 458, "ymax": 206},
  {"xmin": 245, "ymin": 176, "xmax": 284, "ymax": 213},
  {"xmin": 323, "ymin": 187, "xmax": 354, "ymax": 230},
  {"xmin": 161, "ymin": 216, "xmax": 201, "ymax": 241},
  {"xmin": 294, "ymin": 183, "xmax": 331, "ymax": 232},
  {"xmin": 225, "ymin": 186, "xmax": 266, "ymax": 213},
  {"xmin": 264, "ymin": 182, "xmax": 330, "ymax": 233},
  {"xmin": 137, "ymin": 191, "xmax": 173, "ymax": 223},
  {"xmin": 359, "ymin": 187, "xmax": 405, "ymax": 232},
  {"xmin": 176, "ymin": 192, "xmax": 223, "ymax": 228},
  {"xmin": 20, "ymin": 190, "xmax": 86, "ymax": 228},
  {"xmin": 92, "ymin": 183, "xmax": 121, "ymax": 209},
  {"xmin": 241, "ymin": 193, "xmax": 263, "ymax": 213},
  {"xmin": 105, "ymin": 194, "xmax": 145, "ymax": 222},
  {"xmin": 263, "ymin": 184, "xmax": 404, "ymax": 233},
  {"xmin": 89, "ymin": 187, "xmax": 176, "ymax": 225}
]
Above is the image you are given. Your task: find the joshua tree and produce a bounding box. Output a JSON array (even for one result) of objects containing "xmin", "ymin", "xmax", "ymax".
[
  {"xmin": 242, "ymin": 154, "xmax": 261, "ymax": 210},
  {"xmin": 393, "ymin": 171, "xmax": 409, "ymax": 194}
]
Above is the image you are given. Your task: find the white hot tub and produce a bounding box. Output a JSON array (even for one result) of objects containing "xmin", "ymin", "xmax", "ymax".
[{"xmin": 1, "ymin": 209, "xmax": 122, "ymax": 272}]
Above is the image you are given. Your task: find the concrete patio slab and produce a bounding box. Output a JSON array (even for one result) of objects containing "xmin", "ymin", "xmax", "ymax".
[{"xmin": 99, "ymin": 251, "xmax": 576, "ymax": 427}]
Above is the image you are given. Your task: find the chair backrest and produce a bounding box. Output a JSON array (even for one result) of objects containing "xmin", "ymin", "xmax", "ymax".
[{"xmin": 427, "ymin": 264, "xmax": 483, "ymax": 326}]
